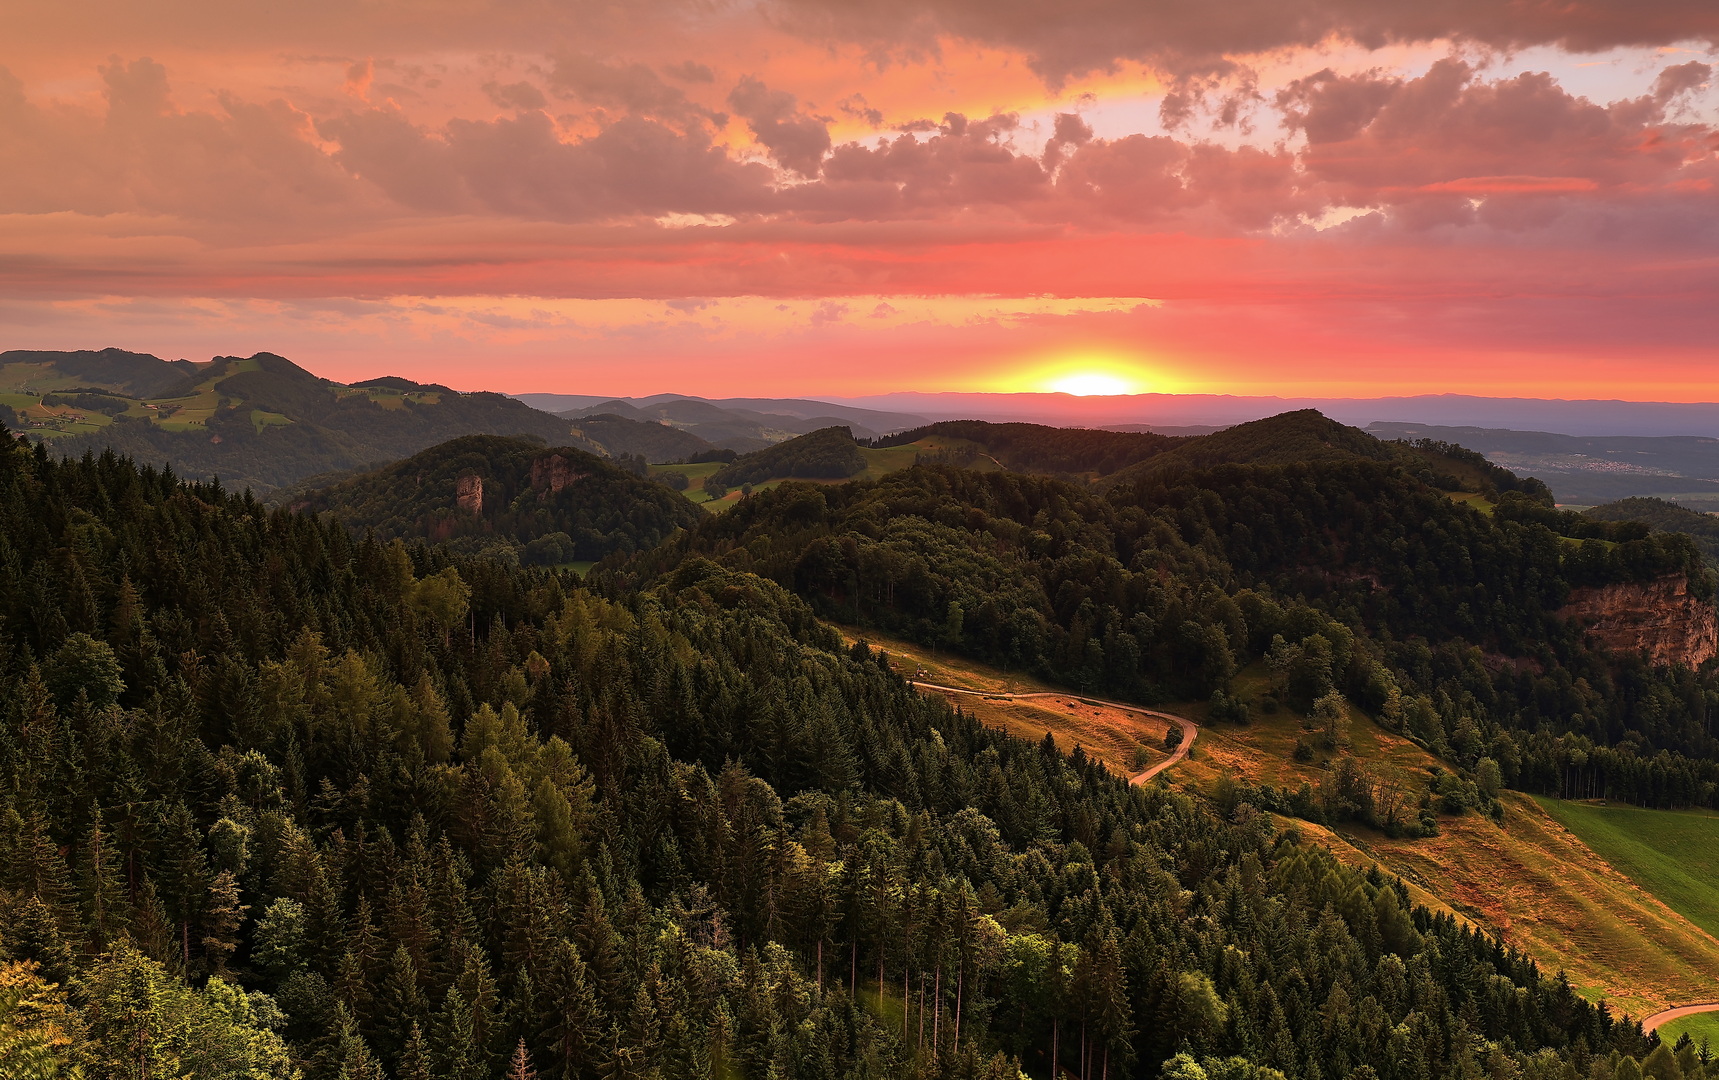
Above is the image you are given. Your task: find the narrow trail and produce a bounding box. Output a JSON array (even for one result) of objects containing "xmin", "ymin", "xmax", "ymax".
[
  {"xmin": 911, "ymin": 672, "xmax": 1719, "ymax": 1038},
  {"xmin": 1642, "ymin": 1002, "xmax": 1719, "ymax": 1032},
  {"xmin": 906, "ymin": 681, "xmax": 1198, "ymax": 785}
]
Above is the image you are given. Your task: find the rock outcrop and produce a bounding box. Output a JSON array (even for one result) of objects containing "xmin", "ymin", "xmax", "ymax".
[
  {"xmin": 1558, "ymin": 574, "xmax": 1718, "ymax": 668},
  {"xmin": 456, "ymin": 473, "xmax": 483, "ymax": 515},
  {"xmin": 530, "ymin": 454, "xmax": 587, "ymax": 494}
]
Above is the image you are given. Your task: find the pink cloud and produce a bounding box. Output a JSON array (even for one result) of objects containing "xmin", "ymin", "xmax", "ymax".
[{"xmin": 3, "ymin": 1, "xmax": 1719, "ymax": 402}]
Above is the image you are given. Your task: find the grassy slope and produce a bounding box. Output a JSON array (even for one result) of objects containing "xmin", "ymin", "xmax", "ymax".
[
  {"xmin": 1659, "ymin": 1013, "xmax": 1719, "ymax": 1049},
  {"xmin": 11, "ymin": 356, "xmax": 441, "ymax": 439},
  {"xmin": 1362, "ymin": 797, "xmax": 1719, "ymax": 1018},
  {"xmin": 831, "ymin": 622, "xmax": 1176, "ymax": 777},
  {"xmin": 837, "ymin": 627, "xmax": 1719, "ymax": 1020},
  {"xmin": 1532, "ymin": 799, "xmax": 1719, "ymax": 941}
]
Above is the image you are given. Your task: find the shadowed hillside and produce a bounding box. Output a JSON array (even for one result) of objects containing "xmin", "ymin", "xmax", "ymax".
[
  {"xmin": 707, "ymin": 425, "xmax": 867, "ymax": 487},
  {"xmin": 566, "ymin": 412, "xmax": 718, "ymax": 462},
  {"xmin": 1588, "ymin": 497, "xmax": 1719, "ymax": 561},
  {"xmin": 10, "ymin": 350, "xmax": 573, "ymax": 492},
  {"xmin": 0, "ymin": 429, "xmax": 1660, "ymax": 1080},
  {"xmin": 291, "ymin": 433, "xmax": 703, "ymax": 564},
  {"xmin": 873, "ymin": 420, "xmax": 1179, "ymax": 477}
]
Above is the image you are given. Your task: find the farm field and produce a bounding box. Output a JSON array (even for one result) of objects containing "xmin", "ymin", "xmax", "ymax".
[
  {"xmin": 838, "ymin": 624, "xmax": 1719, "ymax": 1021},
  {"xmin": 0, "ymin": 391, "xmax": 119, "ymax": 437},
  {"xmin": 0, "ymin": 362, "xmax": 102, "ymax": 393},
  {"xmin": 251, "ymin": 409, "xmax": 293, "ymax": 432},
  {"xmin": 649, "ymin": 461, "xmax": 726, "ymax": 503},
  {"xmin": 1444, "ymin": 490, "xmax": 1495, "ymax": 513},
  {"xmin": 1533, "ymin": 799, "xmax": 1719, "ymax": 941}
]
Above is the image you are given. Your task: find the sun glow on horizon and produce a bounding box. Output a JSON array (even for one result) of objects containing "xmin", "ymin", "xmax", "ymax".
[
  {"xmin": 1048, "ymin": 371, "xmax": 1134, "ymax": 396},
  {"xmin": 1016, "ymin": 353, "xmax": 1165, "ymax": 396}
]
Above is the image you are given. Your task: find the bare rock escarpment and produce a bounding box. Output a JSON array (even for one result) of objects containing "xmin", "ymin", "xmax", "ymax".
[
  {"xmin": 1558, "ymin": 574, "xmax": 1719, "ymax": 668},
  {"xmin": 456, "ymin": 473, "xmax": 484, "ymax": 515},
  {"xmin": 530, "ymin": 453, "xmax": 587, "ymax": 494}
]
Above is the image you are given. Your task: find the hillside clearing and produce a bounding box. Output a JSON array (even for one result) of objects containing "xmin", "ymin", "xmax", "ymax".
[
  {"xmin": 1533, "ymin": 799, "xmax": 1719, "ymax": 941},
  {"xmin": 839, "ymin": 625, "xmax": 1719, "ymax": 1020}
]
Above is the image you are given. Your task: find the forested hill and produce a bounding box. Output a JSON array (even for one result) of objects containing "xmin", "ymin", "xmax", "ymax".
[
  {"xmin": 14, "ymin": 351, "xmax": 571, "ymax": 493},
  {"xmin": 565, "ymin": 412, "xmax": 717, "ymax": 462},
  {"xmin": 1587, "ymin": 497, "xmax": 1719, "ymax": 562},
  {"xmin": 1098, "ymin": 410, "xmax": 1396, "ymax": 488},
  {"xmin": 288, "ymin": 434, "xmax": 703, "ymax": 565},
  {"xmin": 872, "ymin": 420, "xmax": 1178, "ymax": 478},
  {"xmin": 639, "ymin": 410, "xmax": 1719, "ymax": 814},
  {"xmin": 708, "ymin": 425, "xmax": 867, "ymax": 487},
  {"xmin": 0, "ymin": 434, "xmax": 1661, "ymax": 1077}
]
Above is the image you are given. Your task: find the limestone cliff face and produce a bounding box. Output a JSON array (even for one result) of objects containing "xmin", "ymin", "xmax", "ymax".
[
  {"xmin": 456, "ymin": 474, "xmax": 483, "ymax": 515},
  {"xmin": 530, "ymin": 453, "xmax": 587, "ymax": 494},
  {"xmin": 1557, "ymin": 574, "xmax": 1718, "ymax": 668}
]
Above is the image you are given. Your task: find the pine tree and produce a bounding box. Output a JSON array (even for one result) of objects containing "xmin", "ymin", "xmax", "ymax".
[
  {"xmin": 573, "ymin": 889, "xmax": 626, "ymax": 1016},
  {"xmin": 373, "ymin": 944, "xmax": 429, "ymax": 1065},
  {"xmin": 202, "ymin": 870, "xmax": 246, "ymax": 978},
  {"xmin": 540, "ymin": 940, "xmax": 603, "ymax": 1080},
  {"xmin": 397, "ymin": 1021, "xmax": 433, "ymax": 1080},
  {"xmin": 330, "ymin": 1004, "xmax": 388, "ymax": 1080},
  {"xmin": 14, "ymin": 813, "xmax": 73, "ymax": 918},
  {"xmin": 507, "ymin": 1038, "xmax": 539, "ymax": 1080},
  {"xmin": 157, "ymin": 802, "xmax": 210, "ymax": 973},
  {"xmin": 9, "ymin": 898, "xmax": 73, "ymax": 988},
  {"xmin": 436, "ymin": 985, "xmax": 483, "ymax": 1080},
  {"xmin": 79, "ymin": 806, "xmax": 130, "ymax": 952},
  {"xmin": 129, "ymin": 875, "xmax": 176, "ymax": 964}
]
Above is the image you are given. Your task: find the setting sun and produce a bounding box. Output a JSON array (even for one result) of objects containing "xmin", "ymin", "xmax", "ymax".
[{"xmin": 1049, "ymin": 372, "xmax": 1134, "ymax": 396}]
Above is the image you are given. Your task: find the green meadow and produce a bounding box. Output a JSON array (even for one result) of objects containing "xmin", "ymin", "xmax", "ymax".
[
  {"xmin": 1659, "ymin": 1012, "xmax": 1719, "ymax": 1050},
  {"xmin": 1533, "ymin": 797, "xmax": 1719, "ymax": 941}
]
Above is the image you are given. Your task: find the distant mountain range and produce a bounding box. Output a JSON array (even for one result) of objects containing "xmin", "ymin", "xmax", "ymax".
[
  {"xmin": 520, "ymin": 390, "xmax": 1719, "ymax": 508},
  {"xmin": 816, "ymin": 391, "xmax": 1719, "ymax": 438},
  {"xmin": 2, "ymin": 349, "xmax": 571, "ymax": 493},
  {"xmin": 16, "ymin": 348, "xmax": 1719, "ymax": 509},
  {"xmin": 513, "ymin": 392, "xmax": 927, "ymax": 437}
]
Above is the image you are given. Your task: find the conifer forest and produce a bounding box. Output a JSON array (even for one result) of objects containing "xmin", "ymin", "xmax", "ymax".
[{"xmin": 2, "ymin": 426, "xmax": 1713, "ymax": 1080}]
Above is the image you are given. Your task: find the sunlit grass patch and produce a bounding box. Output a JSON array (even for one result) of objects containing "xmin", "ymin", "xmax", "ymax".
[
  {"xmin": 1534, "ymin": 798, "xmax": 1719, "ymax": 941},
  {"xmin": 251, "ymin": 409, "xmax": 292, "ymax": 432}
]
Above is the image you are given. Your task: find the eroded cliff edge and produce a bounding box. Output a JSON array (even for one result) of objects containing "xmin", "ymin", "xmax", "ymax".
[{"xmin": 1558, "ymin": 574, "xmax": 1719, "ymax": 668}]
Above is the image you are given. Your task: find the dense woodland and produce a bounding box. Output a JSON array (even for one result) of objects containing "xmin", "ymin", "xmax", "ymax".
[
  {"xmin": 1, "ymin": 429, "xmax": 1700, "ymax": 1079},
  {"xmin": 709, "ymin": 427, "xmax": 867, "ymax": 488},
  {"xmin": 1586, "ymin": 498, "xmax": 1719, "ymax": 563},
  {"xmin": 640, "ymin": 413, "xmax": 1719, "ymax": 818},
  {"xmin": 872, "ymin": 423, "xmax": 1177, "ymax": 479}
]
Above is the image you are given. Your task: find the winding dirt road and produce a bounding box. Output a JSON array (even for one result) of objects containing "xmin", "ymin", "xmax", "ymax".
[
  {"xmin": 911, "ymin": 669, "xmax": 1716, "ymax": 1038},
  {"xmin": 1642, "ymin": 1003, "xmax": 1719, "ymax": 1032},
  {"xmin": 906, "ymin": 681, "xmax": 1198, "ymax": 784}
]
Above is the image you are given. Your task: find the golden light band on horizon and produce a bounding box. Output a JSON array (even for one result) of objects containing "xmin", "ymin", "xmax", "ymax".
[{"xmin": 1006, "ymin": 352, "xmax": 1172, "ymax": 397}]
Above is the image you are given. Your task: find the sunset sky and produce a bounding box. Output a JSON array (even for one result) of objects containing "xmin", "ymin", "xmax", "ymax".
[{"xmin": 3, "ymin": 0, "xmax": 1717, "ymax": 398}]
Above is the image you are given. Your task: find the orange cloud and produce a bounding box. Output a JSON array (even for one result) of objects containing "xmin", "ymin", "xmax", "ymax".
[
  {"xmin": 1418, "ymin": 175, "xmax": 1600, "ymax": 194},
  {"xmin": 3, "ymin": 4, "xmax": 1719, "ymax": 401}
]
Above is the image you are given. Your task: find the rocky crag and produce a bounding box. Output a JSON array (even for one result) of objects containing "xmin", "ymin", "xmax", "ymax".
[{"xmin": 1559, "ymin": 574, "xmax": 1719, "ymax": 668}]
